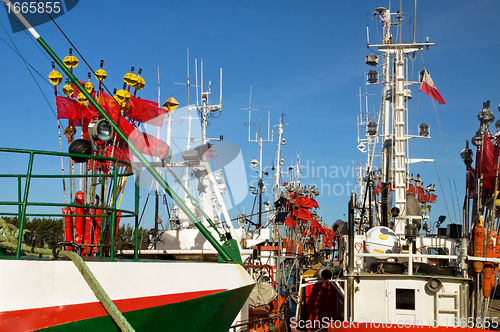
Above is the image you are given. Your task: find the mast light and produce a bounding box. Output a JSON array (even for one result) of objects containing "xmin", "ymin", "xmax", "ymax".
[
  {"xmin": 367, "ymin": 70, "xmax": 378, "ymax": 84},
  {"xmin": 88, "ymin": 118, "xmax": 114, "ymax": 142},
  {"xmin": 365, "ymin": 54, "xmax": 379, "ymax": 66},
  {"xmin": 419, "ymin": 123, "xmax": 429, "ymax": 137},
  {"xmin": 367, "ymin": 121, "xmax": 378, "ymax": 135},
  {"xmin": 471, "ymin": 129, "xmax": 483, "ymax": 147},
  {"xmin": 478, "ymin": 100, "xmax": 494, "ymax": 125}
]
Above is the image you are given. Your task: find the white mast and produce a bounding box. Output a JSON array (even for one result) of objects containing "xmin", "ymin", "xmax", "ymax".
[{"xmin": 369, "ymin": 7, "xmax": 435, "ymax": 234}]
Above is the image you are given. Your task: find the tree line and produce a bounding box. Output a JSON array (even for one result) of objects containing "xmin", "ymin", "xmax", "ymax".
[{"xmin": 1, "ymin": 216, "xmax": 149, "ymax": 251}]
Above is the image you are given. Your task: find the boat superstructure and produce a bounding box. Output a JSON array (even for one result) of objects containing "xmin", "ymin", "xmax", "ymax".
[
  {"xmin": 0, "ymin": 3, "xmax": 255, "ymax": 331},
  {"xmin": 288, "ymin": 5, "xmax": 500, "ymax": 331}
]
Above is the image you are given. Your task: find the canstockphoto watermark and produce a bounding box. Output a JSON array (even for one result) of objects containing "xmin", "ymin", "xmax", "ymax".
[
  {"xmin": 290, "ymin": 317, "xmax": 429, "ymax": 329},
  {"xmin": 249, "ymin": 160, "xmax": 357, "ymax": 197},
  {"xmin": 4, "ymin": 0, "xmax": 80, "ymax": 33}
]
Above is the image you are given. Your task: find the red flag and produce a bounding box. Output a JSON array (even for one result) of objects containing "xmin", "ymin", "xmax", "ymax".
[
  {"xmin": 56, "ymin": 96, "xmax": 95, "ymax": 122},
  {"xmin": 428, "ymin": 193, "xmax": 437, "ymax": 203},
  {"xmin": 481, "ymin": 132, "xmax": 496, "ymax": 189},
  {"xmin": 373, "ymin": 180, "xmax": 382, "ymax": 196},
  {"xmin": 420, "ymin": 70, "xmax": 445, "ymax": 105},
  {"xmin": 418, "ymin": 193, "xmax": 428, "ymax": 203},
  {"xmin": 293, "ymin": 207, "xmax": 311, "ymax": 222},
  {"xmin": 310, "ymin": 218, "xmax": 325, "ymax": 235},
  {"xmin": 128, "ymin": 96, "xmax": 167, "ymax": 126},
  {"xmin": 296, "ymin": 196, "xmax": 319, "ymax": 209},
  {"xmin": 98, "ymin": 93, "xmax": 169, "ymax": 159},
  {"xmin": 285, "ymin": 216, "xmax": 296, "ymax": 228},
  {"xmin": 415, "ymin": 185, "xmax": 425, "ymax": 196},
  {"xmin": 467, "ymin": 167, "xmax": 476, "ymax": 199},
  {"xmin": 98, "ymin": 91, "xmax": 122, "ymax": 117},
  {"xmin": 406, "ymin": 183, "xmax": 416, "ymax": 194}
]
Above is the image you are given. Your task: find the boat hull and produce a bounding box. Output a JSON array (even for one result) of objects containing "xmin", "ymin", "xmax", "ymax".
[{"xmin": 0, "ymin": 259, "xmax": 254, "ymax": 331}]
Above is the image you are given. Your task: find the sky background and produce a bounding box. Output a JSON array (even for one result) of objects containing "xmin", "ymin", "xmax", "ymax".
[{"xmin": 0, "ymin": 0, "xmax": 499, "ymax": 231}]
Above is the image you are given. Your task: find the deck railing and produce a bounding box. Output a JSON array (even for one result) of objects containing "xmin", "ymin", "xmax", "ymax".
[{"xmin": 0, "ymin": 147, "xmax": 139, "ymax": 260}]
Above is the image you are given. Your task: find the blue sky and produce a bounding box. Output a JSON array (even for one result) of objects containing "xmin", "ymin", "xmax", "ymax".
[{"xmin": 0, "ymin": 1, "xmax": 499, "ymax": 229}]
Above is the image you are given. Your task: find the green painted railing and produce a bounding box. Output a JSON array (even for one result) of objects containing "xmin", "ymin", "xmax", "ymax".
[{"xmin": 0, "ymin": 147, "xmax": 138, "ymax": 259}]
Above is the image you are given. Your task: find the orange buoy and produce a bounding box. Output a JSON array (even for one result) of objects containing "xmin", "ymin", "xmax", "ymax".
[
  {"xmin": 74, "ymin": 192, "xmax": 85, "ymax": 245},
  {"xmin": 83, "ymin": 209, "xmax": 92, "ymax": 255},
  {"xmin": 484, "ymin": 231, "xmax": 495, "ymax": 297},
  {"xmin": 493, "ymin": 234, "xmax": 500, "ymax": 289},
  {"xmin": 62, "ymin": 207, "xmax": 73, "ymax": 251},
  {"xmin": 92, "ymin": 209, "xmax": 101, "ymax": 254},
  {"xmin": 473, "ymin": 216, "xmax": 485, "ymax": 273}
]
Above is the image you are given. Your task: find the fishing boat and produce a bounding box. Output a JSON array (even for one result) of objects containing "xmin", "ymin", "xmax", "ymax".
[
  {"xmin": 289, "ymin": 4, "xmax": 500, "ymax": 332},
  {"xmin": 0, "ymin": 2, "xmax": 255, "ymax": 331}
]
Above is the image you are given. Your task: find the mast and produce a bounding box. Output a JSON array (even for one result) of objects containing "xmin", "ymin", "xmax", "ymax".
[
  {"xmin": 247, "ymin": 91, "xmax": 273, "ymax": 228},
  {"xmin": 368, "ymin": 6, "xmax": 435, "ymax": 234},
  {"xmin": 274, "ymin": 114, "xmax": 286, "ymax": 202}
]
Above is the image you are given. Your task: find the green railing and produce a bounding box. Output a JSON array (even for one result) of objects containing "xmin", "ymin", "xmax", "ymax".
[{"xmin": 0, "ymin": 147, "xmax": 139, "ymax": 260}]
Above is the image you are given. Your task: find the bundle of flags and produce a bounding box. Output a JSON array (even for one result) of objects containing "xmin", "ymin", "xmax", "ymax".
[
  {"xmin": 470, "ymin": 131, "xmax": 500, "ymax": 201},
  {"xmin": 372, "ymin": 180, "xmax": 438, "ymax": 204},
  {"xmin": 282, "ymin": 192, "xmax": 326, "ymax": 238},
  {"xmin": 56, "ymin": 88, "xmax": 169, "ymax": 161}
]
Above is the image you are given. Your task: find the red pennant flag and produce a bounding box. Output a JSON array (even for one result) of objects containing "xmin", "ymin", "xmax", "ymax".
[
  {"xmin": 373, "ymin": 180, "xmax": 381, "ymax": 196},
  {"xmin": 467, "ymin": 167, "xmax": 476, "ymax": 199},
  {"xmin": 406, "ymin": 183, "xmax": 416, "ymax": 194},
  {"xmin": 285, "ymin": 216, "xmax": 296, "ymax": 228},
  {"xmin": 420, "ymin": 70, "xmax": 445, "ymax": 105},
  {"xmin": 418, "ymin": 193, "xmax": 428, "ymax": 203},
  {"xmin": 310, "ymin": 218, "xmax": 325, "ymax": 234},
  {"xmin": 481, "ymin": 132, "xmax": 496, "ymax": 189},
  {"xmin": 128, "ymin": 96, "xmax": 167, "ymax": 126},
  {"xmin": 428, "ymin": 193, "xmax": 437, "ymax": 203},
  {"xmin": 56, "ymin": 96, "xmax": 95, "ymax": 122},
  {"xmin": 296, "ymin": 196, "xmax": 319, "ymax": 209},
  {"xmin": 98, "ymin": 93, "xmax": 169, "ymax": 159},
  {"xmin": 416, "ymin": 185, "xmax": 425, "ymax": 196},
  {"xmin": 293, "ymin": 207, "xmax": 311, "ymax": 222}
]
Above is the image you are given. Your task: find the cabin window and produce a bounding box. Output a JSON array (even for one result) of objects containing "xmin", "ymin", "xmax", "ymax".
[{"xmin": 395, "ymin": 288, "xmax": 415, "ymax": 310}]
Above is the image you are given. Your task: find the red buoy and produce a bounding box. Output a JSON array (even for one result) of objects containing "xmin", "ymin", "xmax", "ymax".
[
  {"xmin": 62, "ymin": 207, "xmax": 73, "ymax": 251},
  {"xmin": 74, "ymin": 191, "xmax": 85, "ymax": 245}
]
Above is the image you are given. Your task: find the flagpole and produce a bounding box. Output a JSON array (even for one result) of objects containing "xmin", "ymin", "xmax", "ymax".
[{"xmin": 4, "ymin": 0, "xmax": 238, "ymax": 264}]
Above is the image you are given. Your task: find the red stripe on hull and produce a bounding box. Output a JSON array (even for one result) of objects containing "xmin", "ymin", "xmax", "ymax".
[{"xmin": 0, "ymin": 289, "xmax": 225, "ymax": 332}]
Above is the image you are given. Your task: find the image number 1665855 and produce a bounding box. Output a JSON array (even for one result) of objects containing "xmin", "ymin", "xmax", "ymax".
[{"xmin": 7, "ymin": 2, "xmax": 61, "ymax": 14}]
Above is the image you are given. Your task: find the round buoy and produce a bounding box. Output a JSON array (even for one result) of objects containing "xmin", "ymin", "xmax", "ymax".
[{"xmin": 68, "ymin": 139, "xmax": 92, "ymax": 163}]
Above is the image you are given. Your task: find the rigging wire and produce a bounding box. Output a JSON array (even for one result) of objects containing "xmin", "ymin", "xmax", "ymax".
[{"xmin": 419, "ymin": 53, "xmax": 461, "ymax": 222}]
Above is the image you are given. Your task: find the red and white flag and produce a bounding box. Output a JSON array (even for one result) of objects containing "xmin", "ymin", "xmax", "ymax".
[{"xmin": 420, "ymin": 70, "xmax": 445, "ymax": 105}]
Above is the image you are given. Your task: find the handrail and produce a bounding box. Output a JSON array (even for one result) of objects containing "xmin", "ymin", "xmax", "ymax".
[{"xmin": 0, "ymin": 147, "xmax": 137, "ymax": 259}]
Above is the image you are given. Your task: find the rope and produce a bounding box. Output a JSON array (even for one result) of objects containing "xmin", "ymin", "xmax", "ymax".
[
  {"xmin": 58, "ymin": 250, "xmax": 135, "ymax": 332},
  {"xmin": 0, "ymin": 220, "xmax": 135, "ymax": 332}
]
